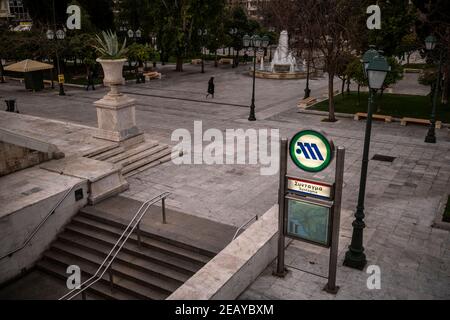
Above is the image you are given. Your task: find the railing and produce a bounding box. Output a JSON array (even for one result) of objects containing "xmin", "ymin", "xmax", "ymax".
[
  {"xmin": 232, "ymin": 215, "xmax": 259, "ymax": 241},
  {"xmin": 0, "ymin": 182, "xmax": 85, "ymax": 261},
  {"xmin": 59, "ymin": 191, "xmax": 171, "ymax": 300}
]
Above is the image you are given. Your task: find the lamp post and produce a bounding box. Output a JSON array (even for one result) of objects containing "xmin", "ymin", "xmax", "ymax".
[
  {"xmin": 424, "ymin": 35, "xmax": 442, "ymax": 144},
  {"xmin": 229, "ymin": 28, "xmax": 238, "ymax": 68},
  {"xmin": 49, "ymin": 0, "xmax": 65, "ymax": 96},
  {"xmin": 198, "ymin": 29, "xmax": 208, "ymax": 73},
  {"xmin": 150, "ymin": 33, "xmax": 157, "ymax": 68},
  {"xmin": 243, "ymin": 34, "xmax": 269, "ymax": 121},
  {"xmin": 304, "ymin": 38, "xmax": 312, "ymax": 99},
  {"xmin": 343, "ymin": 51, "xmax": 390, "ymax": 270},
  {"xmin": 128, "ymin": 29, "xmax": 143, "ymax": 83}
]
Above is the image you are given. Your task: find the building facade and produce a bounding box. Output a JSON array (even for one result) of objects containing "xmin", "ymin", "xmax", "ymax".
[
  {"xmin": 0, "ymin": 0, "xmax": 11, "ymax": 18},
  {"xmin": 227, "ymin": 0, "xmax": 268, "ymax": 20},
  {"xmin": 8, "ymin": 0, "xmax": 30, "ymax": 22}
]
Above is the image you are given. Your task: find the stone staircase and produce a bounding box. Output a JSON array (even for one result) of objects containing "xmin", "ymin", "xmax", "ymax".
[
  {"xmin": 83, "ymin": 140, "xmax": 174, "ymax": 178},
  {"xmin": 33, "ymin": 196, "xmax": 236, "ymax": 300}
]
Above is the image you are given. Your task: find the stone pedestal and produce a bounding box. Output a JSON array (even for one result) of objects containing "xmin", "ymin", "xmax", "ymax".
[{"xmin": 94, "ymin": 86, "xmax": 143, "ymax": 143}]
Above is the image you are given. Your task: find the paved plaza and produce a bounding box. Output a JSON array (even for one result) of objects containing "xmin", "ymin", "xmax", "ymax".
[{"xmin": 1, "ymin": 63, "xmax": 449, "ymax": 299}]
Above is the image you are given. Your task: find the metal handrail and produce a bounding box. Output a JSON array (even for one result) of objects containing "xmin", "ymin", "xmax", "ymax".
[
  {"xmin": 232, "ymin": 215, "xmax": 258, "ymax": 241},
  {"xmin": 0, "ymin": 181, "xmax": 85, "ymax": 261},
  {"xmin": 59, "ymin": 191, "xmax": 171, "ymax": 300}
]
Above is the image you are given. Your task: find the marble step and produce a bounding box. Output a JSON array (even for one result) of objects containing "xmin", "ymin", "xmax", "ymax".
[
  {"xmin": 106, "ymin": 142, "xmax": 159, "ymax": 163},
  {"xmin": 122, "ymin": 148, "xmax": 172, "ymax": 175},
  {"xmin": 41, "ymin": 250, "xmax": 167, "ymax": 299},
  {"xmin": 92, "ymin": 146, "xmax": 126, "ymax": 161},
  {"xmin": 124, "ymin": 152, "xmax": 174, "ymax": 178},
  {"xmin": 82, "ymin": 143, "xmax": 120, "ymax": 158},
  {"xmin": 50, "ymin": 241, "xmax": 178, "ymax": 294},
  {"xmin": 63, "ymin": 225, "xmax": 202, "ymax": 274},
  {"xmin": 115, "ymin": 145, "xmax": 169, "ymax": 168},
  {"xmin": 36, "ymin": 258, "xmax": 135, "ymax": 300},
  {"xmin": 56, "ymin": 232, "xmax": 190, "ymax": 284},
  {"xmin": 71, "ymin": 215, "xmax": 211, "ymax": 264}
]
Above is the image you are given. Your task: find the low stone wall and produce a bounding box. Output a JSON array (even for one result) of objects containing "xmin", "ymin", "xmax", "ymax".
[
  {"xmin": 0, "ymin": 178, "xmax": 88, "ymax": 284},
  {"xmin": 167, "ymin": 205, "xmax": 283, "ymax": 300},
  {"xmin": 0, "ymin": 141, "xmax": 50, "ymax": 177}
]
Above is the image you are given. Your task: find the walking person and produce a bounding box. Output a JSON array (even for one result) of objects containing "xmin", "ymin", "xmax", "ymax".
[
  {"xmin": 86, "ymin": 69, "xmax": 96, "ymax": 91},
  {"xmin": 206, "ymin": 77, "xmax": 215, "ymax": 99}
]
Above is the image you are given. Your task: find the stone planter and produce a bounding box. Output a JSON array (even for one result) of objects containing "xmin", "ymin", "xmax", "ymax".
[
  {"xmin": 96, "ymin": 58, "xmax": 127, "ymax": 87},
  {"xmin": 94, "ymin": 57, "xmax": 143, "ymax": 144}
]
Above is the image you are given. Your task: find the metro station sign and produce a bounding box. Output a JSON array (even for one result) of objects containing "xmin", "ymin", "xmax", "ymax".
[{"xmin": 289, "ymin": 130, "xmax": 334, "ymax": 173}]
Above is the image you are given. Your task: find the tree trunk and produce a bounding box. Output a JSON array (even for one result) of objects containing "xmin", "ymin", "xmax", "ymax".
[
  {"xmin": 214, "ymin": 50, "xmax": 218, "ymax": 68},
  {"xmin": 328, "ymin": 72, "xmax": 336, "ymax": 122},
  {"xmin": 357, "ymin": 84, "xmax": 361, "ymax": 106},
  {"xmin": 341, "ymin": 78, "xmax": 345, "ymax": 99},
  {"xmin": 346, "ymin": 77, "xmax": 351, "ymax": 95},
  {"xmin": 442, "ymin": 66, "xmax": 449, "ymax": 105},
  {"xmin": 175, "ymin": 56, "xmax": 183, "ymax": 72},
  {"xmin": 161, "ymin": 50, "xmax": 165, "ymax": 65},
  {"xmin": 0, "ymin": 58, "xmax": 5, "ymax": 83}
]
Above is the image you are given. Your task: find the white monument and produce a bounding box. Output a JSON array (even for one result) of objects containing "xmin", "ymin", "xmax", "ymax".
[{"xmin": 271, "ymin": 30, "xmax": 297, "ymax": 73}]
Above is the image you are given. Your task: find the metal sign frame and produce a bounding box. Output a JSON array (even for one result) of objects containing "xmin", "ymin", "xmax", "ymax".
[{"xmin": 274, "ymin": 135, "xmax": 345, "ymax": 295}]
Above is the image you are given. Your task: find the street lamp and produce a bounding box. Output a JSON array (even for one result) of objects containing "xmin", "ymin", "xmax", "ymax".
[
  {"xmin": 425, "ymin": 35, "xmax": 437, "ymax": 51},
  {"xmin": 243, "ymin": 34, "xmax": 269, "ymax": 121},
  {"xmin": 304, "ymin": 38, "xmax": 312, "ymax": 99},
  {"xmin": 361, "ymin": 45, "xmax": 378, "ymax": 78},
  {"xmin": 229, "ymin": 28, "xmax": 238, "ymax": 67},
  {"xmin": 46, "ymin": 27, "xmax": 66, "ymax": 96},
  {"xmin": 343, "ymin": 51, "xmax": 390, "ymax": 270},
  {"xmin": 198, "ymin": 29, "xmax": 208, "ymax": 73},
  {"xmin": 128, "ymin": 29, "xmax": 141, "ymax": 41},
  {"xmin": 150, "ymin": 33, "xmax": 157, "ymax": 67},
  {"xmin": 424, "ymin": 35, "xmax": 442, "ymax": 144},
  {"xmin": 49, "ymin": 0, "xmax": 65, "ymax": 96}
]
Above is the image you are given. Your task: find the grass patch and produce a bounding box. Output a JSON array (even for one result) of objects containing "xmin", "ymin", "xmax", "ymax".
[
  {"xmin": 444, "ymin": 196, "xmax": 450, "ymax": 223},
  {"xmin": 310, "ymin": 92, "xmax": 450, "ymax": 123}
]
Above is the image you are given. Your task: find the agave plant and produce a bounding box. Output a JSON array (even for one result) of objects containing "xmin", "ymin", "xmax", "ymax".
[{"xmin": 93, "ymin": 30, "xmax": 128, "ymax": 59}]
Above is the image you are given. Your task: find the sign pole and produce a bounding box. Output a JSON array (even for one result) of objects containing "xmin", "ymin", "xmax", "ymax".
[
  {"xmin": 274, "ymin": 138, "xmax": 288, "ymax": 277},
  {"xmin": 324, "ymin": 146, "xmax": 345, "ymax": 294}
]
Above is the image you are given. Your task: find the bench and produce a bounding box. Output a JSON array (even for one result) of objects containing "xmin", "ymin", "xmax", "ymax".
[
  {"xmin": 143, "ymin": 71, "xmax": 161, "ymax": 80},
  {"xmin": 297, "ymin": 97, "xmax": 317, "ymax": 109},
  {"xmin": 354, "ymin": 112, "xmax": 392, "ymax": 123},
  {"xmin": 403, "ymin": 68, "xmax": 422, "ymax": 74},
  {"xmin": 219, "ymin": 58, "xmax": 234, "ymax": 65},
  {"xmin": 400, "ymin": 117, "xmax": 442, "ymax": 129},
  {"xmin": 191, "ymin": 59, "xmax": 202, "ymax": 65},
  {"xmin": 323, "ymin": 90, "xmax": 340, "ymax": 98}
]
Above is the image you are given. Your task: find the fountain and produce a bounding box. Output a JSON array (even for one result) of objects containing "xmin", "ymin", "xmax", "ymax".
[
  {"xmin": 271, "ymin": 31, "xmax": 297, "ymax": 73},
  {"xmin": 253, "ymin": 30, "xmax": 317, "ymax": 80}
]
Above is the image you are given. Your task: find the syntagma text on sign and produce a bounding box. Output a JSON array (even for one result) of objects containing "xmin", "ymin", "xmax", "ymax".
[{"xmin": 287, "ymin": 177, "xmax": 332, "ymax": 200}]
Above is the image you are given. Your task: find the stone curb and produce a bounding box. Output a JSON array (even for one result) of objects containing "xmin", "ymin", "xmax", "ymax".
[{"xmin": 297, "ymin": 108, "xmax": 450, "ymax": 128}]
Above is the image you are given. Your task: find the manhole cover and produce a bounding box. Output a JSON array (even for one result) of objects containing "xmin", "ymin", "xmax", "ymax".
[{"xmin": 372, "ymin": 154, "xmax": 396, "ymax": 162}]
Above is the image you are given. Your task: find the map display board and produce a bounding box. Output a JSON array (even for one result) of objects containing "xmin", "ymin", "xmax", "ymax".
[{"xmin": 285, "ymin": 197, "xmax": 332, "ymax": 247}]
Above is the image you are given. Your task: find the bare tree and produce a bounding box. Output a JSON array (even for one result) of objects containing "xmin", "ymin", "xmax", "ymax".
[{"xmin": 261, "ymin": 0, "xmax": 367, "ymax": 121}]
